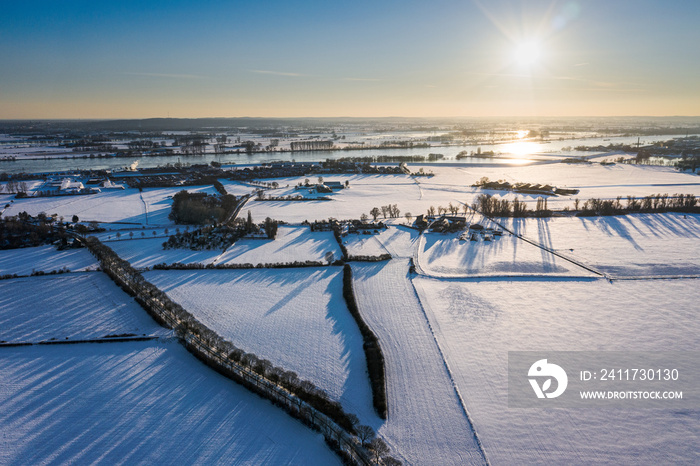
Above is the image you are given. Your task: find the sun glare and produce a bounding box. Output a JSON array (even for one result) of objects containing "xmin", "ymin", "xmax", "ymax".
[
  {"xmin": 513, "ymin": 40, "xmax": 542, "ymax": 68},
  {"xmin": 501, "ymin": 140, "xmax": 541, "ymax": 158}
]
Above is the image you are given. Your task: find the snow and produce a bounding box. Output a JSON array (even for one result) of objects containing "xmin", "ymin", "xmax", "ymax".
[
  {"xmin": 372, "ymin": 226, "xmax": 420, "ymax": 259},
  {"xmin": 502, "ymin": 213, "xmax": 700, "ymax": 277},
  {"xmin": 4, "ymin": 189, "xmax": 147, "ymax": 223},
  {"xmin": 3, "ymin": 185, "xmax": 217, "ymax": 225},
  {"xmin": 247, "ymin": 174, "xmax": 430, "ymax": 223},
  {"xmin": 421, "ymin": 163, "xmax": 700, "ymax": 210},
  {"xmin": 412, "ymin": 277, "xmax": 700, "ymax": 464},
  {"xmin": 217, "ymin": 179, "xmax": 261, "ymax": 197},
  {"xmin": 101, "ymin": 225, "xmax": 342, "ymax": 268},
  {"xmin": 0, "ymin": 161, "xmax": 696, "ymax": 463},
  {"xmin": 0, "ymin": 180, "xmax": 44, "ymax": 194},
  {"xmin": 0, "ymin": 245, "xmax": 98, "ymax": 276},
  {"xmin": 215, "ymin": 225, "xmax": 341, "ymax": 265},
  {"xmin": 144, "ymin": 267, "xmax": 375, "ymax": 421},
  {"xmin": 243, "ymin": 164, "xmax": 698, "ymax": 224},
  {"xmin": 0, "ymin": 341, "xmax": 340, "ymax": 465},
  {"xmin": 416, "ymin": 223, "xmax": 595, "ymax": 278},
  {"xmin": 106, "ymin": 237, "xmax": 220, "ymax": 268},
  {"xmin": 351, "ymin": 260, "xmax": 485, "ymax": 465},
  {"xmin": 343, "ymin": 232, "xmax": 387, "ymax": 258},
  {"xmin": 343, "ymin": 226, "xmax": 419, "ymax": 259},
  {"xmin": 0, "ymin": 273, "xmax": 168, "ymax": 343}
]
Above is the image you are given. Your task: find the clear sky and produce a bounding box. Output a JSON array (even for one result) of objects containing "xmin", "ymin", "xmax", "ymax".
[{"xmin": 1, "ymin": 0, "xmax": 698, "ymax": 119}]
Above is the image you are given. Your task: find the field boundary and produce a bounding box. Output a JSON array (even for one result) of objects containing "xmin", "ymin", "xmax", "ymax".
[
  {"xmin": 83, "ymin": 235, "xmax": 383, "ymax": 466},
  {"xmin": 409, "ymin": 275, "xmax": 490, "ymax": 466},
  {"xmin": 343, "ymin": 264, "xmax": 388, "ymax": 419},
  {"xmin": 0, "ymin": 335, "xmax": 161, "ymax": 347}
]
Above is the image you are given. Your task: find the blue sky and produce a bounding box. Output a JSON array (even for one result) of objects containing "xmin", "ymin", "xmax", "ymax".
[{"xmin": 1, "ymin": 0, "xmax": 698, "ymax": 118}]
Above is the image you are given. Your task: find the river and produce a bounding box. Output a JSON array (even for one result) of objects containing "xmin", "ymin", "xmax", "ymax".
[{"xmin": 0, "ymin": 133, "xmax": 688, "ymax": 175}]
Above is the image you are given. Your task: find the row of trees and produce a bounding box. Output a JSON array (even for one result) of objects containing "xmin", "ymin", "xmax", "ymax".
[
  {"xmin": 472, "ymin": 194, "xmax": 550, "ymax": 218},
  {"xmin": 84, "ymin": 237, "xmax": 383, "ymax": 463},
  {"xmin": 577, "ymin": 193, "xmax": 698, "ymax": 216},
  {"xmin": 342, "ymin": 264, "xmax": 388, "ymax": 419},
  {"xmin": 471, "ymin": 192, "xmax": 697, "ymax": 218},
  {"xmin": 426, "ymin": 202, "xmax": 466, "ymax": 217},
  {"xmin": 153, "ymin": 260, "xmax": 331, "ymax": 270},
  {"xmin": 290, "ymin": 140, "xmax": 334, "ymax": 151},
  {"xmin": 369, "ymin": 204, "xmax": 401, "ymax": 221},
  {"xmin": 2, "ymin": 180, "xmax": 29, "ymax": 194}
]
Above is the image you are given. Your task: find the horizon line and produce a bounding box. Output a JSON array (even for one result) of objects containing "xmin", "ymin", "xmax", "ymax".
[{"xmin": 2, "ymin": 115, "xmax": 700, "ymax": 122}]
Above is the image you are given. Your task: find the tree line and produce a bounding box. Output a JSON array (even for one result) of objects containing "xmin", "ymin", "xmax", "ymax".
[
  {"xmin": 291, "ymin": 140, "xmax": 334, "ymax": 151},
  {"xmin": 576, "ymin": 193, "xmax": 698, "ymax": 216},
  {"xmin": 342, "ymin": 264, "xmax": 388, "ymax": 419},
  {"xmin": 470, "ymin": 193, "xmax": 697, "ymax": 218},
  {"xmin": 368, "ymin": 204, "xmax": 401, "ymax": 221},
  {"xmin": 83, "ymin": 236, "xmax": 392, "ymax": 464}
]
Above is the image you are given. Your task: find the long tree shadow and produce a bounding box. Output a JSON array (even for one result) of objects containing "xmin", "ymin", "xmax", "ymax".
[{"xmin": 0, "ymin": 341, "xmax": 338, "ymax": 464}]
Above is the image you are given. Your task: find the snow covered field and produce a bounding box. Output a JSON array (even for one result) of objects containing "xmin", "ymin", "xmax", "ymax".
[
  {"xmin": 144, "ymin": 267, "xmax": 375, "ymax": 421},
  {"xmin": 423, "ymin": 163, "xmax": 700, "ymax": 210},
  {"xmin": 247, "ymin": 174, "xmax": 430, "ymax": 223},
  {"xmin": 416, "ymin": 225, "xmax": 594, "ymax": 278},
  {"xmin": 0, "ymin": 161, "xmax": 697, "ymax": 463},
  {"xmin": 503, "ymin": 213, "xmax": 700, "ymax": 277},
  {"xmin": 3, "ymin": 185, "xmax": 217, "ymax": 225},
  {"xmin": 0, "ymin": 245, "xmax": 97, "ymax": 276},
  {"xmin": 244, "ymin": 164, "xmax": 698, "ymax": 225},
  {"xmin": 0, "ymin": 273, "xmax": 168, "ymax": 343},
  {"xmin": 100, "ymin": 225, "xmax": 342, "ymax": 268},
  {"xmin": 343, "ymin": 226, "xmax": 419, "ymax": 259},
  {"xmin": 0, "ymin": 341, "xmax": 339, "ymax": 465},
  {"xmin": 106, "ymin": 237, "xmax": 221, "ymax": 268},
  {"xmin": 343, "ymin": 232, "xmax": 388, "ymax": 258},
  {"xmin": 215, "ymin": 225, "xmax": 341, "ymax": 265},
  {"xmin": 413, "ymin": 277, "xmax": 700, "ymax": 464},
  {"xmin": 351, "ymin": 260, "xmax": 485, "ymax": 465},
  {"xmin": 216, "ymin": 179, "xmax": 261, "ymax": 197}
]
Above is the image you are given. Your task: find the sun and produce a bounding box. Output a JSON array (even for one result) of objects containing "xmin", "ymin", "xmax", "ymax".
[{"xmin": 513, "ymin": 40, "xmax": 542, "ymax": 68}]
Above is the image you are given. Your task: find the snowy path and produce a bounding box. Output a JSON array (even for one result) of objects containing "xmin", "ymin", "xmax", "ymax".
[{"xmin": 352, "ymin": 260, "xmax": 487, "ymax": 465}]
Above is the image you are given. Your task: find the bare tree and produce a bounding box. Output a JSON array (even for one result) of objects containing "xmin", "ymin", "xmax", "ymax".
[
  {"xmin": 357, "ymin": 425, "xmax": 376, "ymax": 444},
  {"xmin": 370, "ymin": 438, "xmax": 390, "ymax": 465}
]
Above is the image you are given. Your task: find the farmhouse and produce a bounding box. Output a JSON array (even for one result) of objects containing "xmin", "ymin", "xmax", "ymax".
[
  {"xmin": 324, "ymin": 181, "xmax": 345, "ymax": 190},
  {"xmin": 34, "ymin": 177, "xmax": 101, "ymax": 197}
]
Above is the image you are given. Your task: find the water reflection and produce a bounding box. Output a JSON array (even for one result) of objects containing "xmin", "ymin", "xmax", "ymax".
[{"xmin": 499, "ymin": 140, "xmax": 543, "ymax": 157}]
